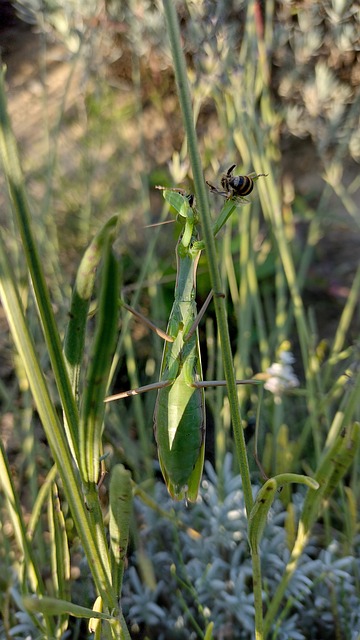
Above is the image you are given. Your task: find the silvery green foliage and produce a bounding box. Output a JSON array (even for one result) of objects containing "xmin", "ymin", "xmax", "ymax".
[
  {"xmin": 182, "ymin": 0, "xmax": 360, "ymax": 162},
  {"xmin": 122, "ymin": 454, "xmax": 360, "ymax": 639},
  {"xmin": 11, "ymin": 0, "xmax": 359, "ymax": 160},
  {"xmin": 0, "ymin": 588, "xmax": 40, "ymax": 640},
  {"xmin": 12, "ymin": 0, "xmax": 100, "ymax": 51},
  {"xmin": 274, "ymin": 1, "xmax": 360, "ymax": 160},
  {"xmin": 107, "ymin": 0, "xmax": 168, "ymax": 60}
]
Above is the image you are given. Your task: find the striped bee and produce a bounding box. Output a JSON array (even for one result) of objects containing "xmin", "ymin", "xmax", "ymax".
[{"xmin": 206, "ymin": 164, "xmax": 267, "ymax": 200}]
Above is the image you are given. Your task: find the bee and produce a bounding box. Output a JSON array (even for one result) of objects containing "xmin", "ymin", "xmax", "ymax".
[{"xmin": 206, "ymin": 164, "xmax": 268, "ymax": 201}]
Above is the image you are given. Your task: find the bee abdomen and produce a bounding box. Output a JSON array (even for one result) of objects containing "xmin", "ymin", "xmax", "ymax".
[{"xmin": 231, "ymin": 175, "xmax": 254, "ymax": 195}]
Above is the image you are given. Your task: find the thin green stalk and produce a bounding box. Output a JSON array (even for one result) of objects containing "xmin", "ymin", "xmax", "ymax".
[
  {"xmin": 161, "ymin": 0, "xmax": 254, "ymax": 517},
  {"xmin": 247, "ymin": 260, "xmax": 270, "ymax": 370},
  {"xmin": 324, "ymin": 364, "xmax": 360, "ymax": 449},
  {"xmin": 237, "ymin": 204, "xmax": 254, "ymax": 375},
  {"xmin": 252, "ymin": 551, "xmax": 265, "ymax": 640},
  {"xmin": 109, "ymin": 465, "xmax": 132, "ymax": 599},
  {"xmin": 0, "ymin": 438, "xmax": 55, "ymax": 637},
  {"xmin": 48, "ymin": 483, "xmax": 71, "ymax": 602},
  {"xmin": 28, "ymin": 465, "xmax": 58, "ymax": 540},
  {"xmin": 215, "ymin": 229, "xmax": 231, "ymax": 479},
  {"xmin": 123, "ymin": 330, "xmax": 154, "ymax": 480},
  {"xmin": 223, "ymin": 222, "xmax": 239, "ymax": 307},
  {"xmin": 329, "ymin": 262, "xmax": 360, "ymax": 358},
  {"xmin": 274, "ymin": 256, "xmax": 287, "ymax": 348}
]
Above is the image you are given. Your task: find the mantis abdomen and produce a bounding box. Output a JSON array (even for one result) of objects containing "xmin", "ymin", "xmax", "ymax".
[
  {"xmin": 154, "ymin": 254, "xmax": 205, "ymax": 502},
  {"xmin": 154, "ymin": 346, "xmax": 205, "ymax": 500}
]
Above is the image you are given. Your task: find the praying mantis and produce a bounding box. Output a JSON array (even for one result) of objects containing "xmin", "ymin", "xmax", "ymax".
[{"xmin": 106, "ymin": 171, "xmax": 266, "ymax": 501}]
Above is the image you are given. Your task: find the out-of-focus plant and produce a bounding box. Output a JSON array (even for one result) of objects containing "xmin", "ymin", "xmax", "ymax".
[
  {"xmin": 273, "ymin": 0, "xmax": 360, "ymax": 161},
  {"xmin": 12, "ymin": 0, "xmax": 104, "ymax": 53}
]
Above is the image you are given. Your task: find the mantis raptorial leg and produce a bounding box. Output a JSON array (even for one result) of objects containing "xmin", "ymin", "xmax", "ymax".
[{"xmin": 106, "ymin": 184, "xmax": 264, "ymax": 501}]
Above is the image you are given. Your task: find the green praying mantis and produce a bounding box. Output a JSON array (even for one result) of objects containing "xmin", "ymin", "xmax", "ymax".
[{"xmin": 105, "ymin": 169, "xmax": 266, "ymax": 501}]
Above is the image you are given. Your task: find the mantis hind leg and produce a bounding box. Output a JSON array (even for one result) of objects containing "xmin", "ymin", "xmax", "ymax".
[{"xmin": 105, "ymin": 379, "xmax": 172, "ymax": 402}]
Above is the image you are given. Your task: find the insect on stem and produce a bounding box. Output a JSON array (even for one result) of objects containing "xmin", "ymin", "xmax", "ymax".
[{"xmin": 206, "ymin": 165, "xmax": 268, "ymax": 201}]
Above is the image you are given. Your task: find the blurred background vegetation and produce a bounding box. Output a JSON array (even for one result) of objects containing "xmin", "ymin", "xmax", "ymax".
[{"xmin": 0, "ymin": 1, "xmax": 359, "ymax": 638}]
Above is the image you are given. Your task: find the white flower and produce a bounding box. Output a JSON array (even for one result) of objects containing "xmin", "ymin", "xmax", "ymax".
[
  {"xmin": 264, "ymin": 351, "xmax": 300, "ymax": 398},
  {"xmin": 277, "ymin": 351, "xmax": 296, "ymax": 366}
]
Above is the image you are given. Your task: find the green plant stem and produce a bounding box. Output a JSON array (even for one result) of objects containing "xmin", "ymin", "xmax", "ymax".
[
  {"xmin": 252, "ymin": 551, "xmax": 264, "ymax": 640},
  {"xmin": 0, "ymin": 439, "xmax": 55, "ymax": 638},
  {"xmin": 161, "ymin": 0, "xmax": 254, "ymax": 517}
]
